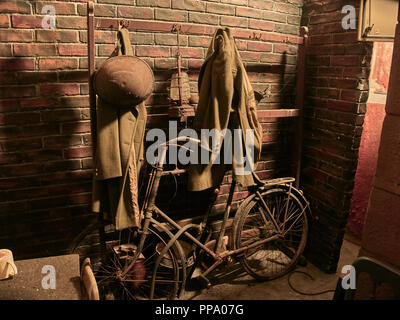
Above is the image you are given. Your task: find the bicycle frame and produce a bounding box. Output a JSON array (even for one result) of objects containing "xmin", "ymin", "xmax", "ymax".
[{"xmin": 117, "ymin": 136, "xmax": 308, "ymax": 298}]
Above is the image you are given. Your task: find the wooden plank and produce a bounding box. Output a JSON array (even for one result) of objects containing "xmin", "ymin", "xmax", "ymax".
[
  {"xmin": 257, "ymin": 109, "xmax": 300, "ymax": 118},
  {"xmin": 87, "ymin": 1, "xmax": 96, "ymax": 156},
  {"xmin": 292, "ymin": 26, "xmax": 308, "ymax": 188}
]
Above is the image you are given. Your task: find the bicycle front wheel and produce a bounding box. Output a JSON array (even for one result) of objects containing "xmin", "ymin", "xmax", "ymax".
[
  {"xmin": 73, "ymin": 224, "xmax": 181, "ymax": 300},
  {"xmin": 234, "ymin": 186, "xmax": 308, "ymax": 280}
]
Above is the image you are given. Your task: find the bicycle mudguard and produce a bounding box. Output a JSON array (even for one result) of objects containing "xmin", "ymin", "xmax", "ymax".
[{"xmin": 230, "ymin": 179, "xmax": 313, "ymax": 249}]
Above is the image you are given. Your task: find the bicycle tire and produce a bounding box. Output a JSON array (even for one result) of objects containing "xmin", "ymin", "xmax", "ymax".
[
  {"xmin": 234, "ymin": 186, "xmax": 308, "ymax": 280},
  {"xmin": 72, "ymin": 223, "xmax": 182, "ymax": 300}
]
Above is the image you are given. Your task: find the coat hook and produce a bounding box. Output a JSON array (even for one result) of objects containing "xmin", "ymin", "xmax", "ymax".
[{"xmin": 120, "ymin": 20, "xmax": 129, "ymax": 28}]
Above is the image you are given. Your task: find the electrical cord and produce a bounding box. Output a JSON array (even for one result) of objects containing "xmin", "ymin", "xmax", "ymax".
[{"xmin": 288, "ymin": 269, "xmax": 336, "ymax": 296}]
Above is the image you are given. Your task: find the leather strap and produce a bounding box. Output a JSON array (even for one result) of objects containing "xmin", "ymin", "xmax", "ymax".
[{"xmin": 117, "ymin": 26, "xmax": 134, "ymax": 56}]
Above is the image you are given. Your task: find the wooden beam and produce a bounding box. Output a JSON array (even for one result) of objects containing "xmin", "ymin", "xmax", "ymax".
[
  {"xmin": 257, "ymin": 109, "xmax": 300, "ymax": 118},
  {"xmin": 87, "ymin": 1, "xmax": 96, "ymax": 157}
]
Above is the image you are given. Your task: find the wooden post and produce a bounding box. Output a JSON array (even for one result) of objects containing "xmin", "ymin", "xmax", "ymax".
[
  {"xmin": 87, "ymin": 1, "xmax": 97, "ymax": 157},
  {"xmin": 293, "ymin": 26, "xmax": 308, "ymax": 188}
]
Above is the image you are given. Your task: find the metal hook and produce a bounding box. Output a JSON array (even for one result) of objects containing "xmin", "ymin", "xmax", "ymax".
[{"xmin": 119, "ymin": 19, "xmax": 129, "ymax": 29}]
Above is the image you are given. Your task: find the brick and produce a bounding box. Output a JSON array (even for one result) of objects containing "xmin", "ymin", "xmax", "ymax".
[
  {"xmin": 327, "ymin": 100, "xmax": 358, "ymax": 113},
  {"xmin": 274, "ymin": 23, "xmax": 299, "ymax": 35},
  {"xmin": 188, "ymin": 36, "xmax": 211, "ymax": 48},
  {"xmin": 118, "ymin": 6, "xmax": 153, "ymax": 19},
  {"xmin": 0, "ymin": 44, "xmax": 12, "ymax": 56},
  {"xmin": 247, "ymin": 41, "xmax": 272, "ymax": 52},
  {"xmin": 309, "ymin": 34, "xmax": 333, "ymax": 45},
  {"xmin": 154, "ymin": 58, "xmax": 180, "ymax": 69},
  {"xmin": 273, "ymin": 44, "xmax": 297, "ymax": 54},
  {"xmin": 263, "ymin": 11, "xmax": 287, "ymax": 23},
  {"xmin": 341, "ymin": 90, "xmax": 369, "ymax": 103},
  {"xmin": 61, "ymin": 96, "xmax": 89, "ymax": 108},
  {"xmin": 78, "ymin": 3, "xmax": 115, "ymax": 17},
  {"xmin": 0, "ymin": 137, "xmax": 42, "ymax": 152},
  {"xmin": 274, "ymin": 3, "xmax": 299, "ymax": 15},
  {"xmin": 0, "ymin": 163, "xmax": 43, "ymax": 178},
  {"xmin": 309, "ymin": 11, "xmax": 342, "ymax": 25},
  {"xmin": 317, "ymin": 88, "xmax": 340, "ymax": 99},
  {"xmin": 0, "ymin": 15, "xmax": 10, "ymax": 28},
  {"xmin": 261, "ymin": 33, "xmax": 287, "ymax": 42},
  {"xmin": 249, "ymin": 0, "xmax": 273, "ymax": 10},
  {"xmin": 239, "ymin": 51, "xmax": 260, "ymax": 62},
  {"xmin": 189, "ymin": 12, "xmax": 219, "ymax": 25},
  {"xmin": 39, "ymin": 58, "xmax": 78, "ymax": 70},
  {"xmin": 98, "ymin": 0, "xmax": 135, "ymax": 4},
  {"xmin": 0, "ymin": 59, "xmax": 34, "ymax": 71},
  {"xmin": 64, "ymin": 147, "xmax": 93, "ymax": 159},
  {"xmin": 287, "ymin": 15, "xmax": 301, "ymax": 25},
  {"xmin": 62, "ymin": 121, "xmax": 91, "ymax": 134},
  {"xmin": 308, "ymin": 44, "xmax": 345, "ymax": 55},
  {"xmin": 43, "ymin": 135, "xmax": 82, "ymax": 148},
  {"xmin": 172, "ymin": 47, "xmax": 202, "ymax": 58},
  {"xmin": 154, "ymin": 34, "xmax": 187, "ymax": 46},
  {"xmin": 98, "ymin": 44, "xmax": 115, "ymax": 56},
  {"xmin": 0, "ymin": 1, "xmax": 31, "ymax": 14},
  {"xmin": 36, "ymin": 2, "xmax": 76, "ymax": 15},
  {"xmin": 5, "ymin": 111, "xmax": 40, "ymax": 125},
  {"xmin": 36, "ymin": 30, "xmax": 78, "ymax": 43},
  {"xmin": 0, "ymin": 29, "xmax": 33, "ymax": 42},
  {"xmin": 309, "ymin": 22, "xmax": 345, "ymax": 35},
  {"xmin": 58, "ymin": 44, "xmax": 87, "ymax": 56},
  {"xmin": 331, "ymin": 55, "xmax": 360, "ymax": 66},
  {"xmin": 58, "ymin": 71, "xmax": 88, "ymax": 83},
  {"xmin": 221, "ymin": 0, "xmax": 248, "ymax": 5},
  {"xmin": 14, "ymin": 44, "xmax": 56, "ymax": 57},
  {"xmin": 136, "ymin": 46, "xmax": 170, "ymax": 58},
  {"xmin": 40, "ymin": 84, "xmax": 80, "ymax": 96},
  {"xmin": 206, "ymin": 2, "xmax": 235, "ymax": 15},
  {"xmin": 56, "ymin": 16, "xmax": 87, "ymax": 29},
  {"xmin": 260, "ymin": 53, "xmax": 285, "ymax": 63},
  {"xmin": 19, "ymin": 97, "xmax": 58, "ymax": 110},
  {"xmin": 287, "ymin": 36, "xmax": 303, "ymax": 44},
  {"xmin": 236, "ymin": 7, "xmax": 263, "ymax": 19},
  {"xmin": 79, "ymin": 30, "xmax": 117, "ymax": 44},
  {"xmin": 249, "ymin": 19, "xmax": 274, "ymax": 31},
  {"xmin": 307, "ymin": 55, "xmax": 330, "ymax": 66},
  {"xmin": 12, "ymin": 15, "xmax": 42, "ymax": 28},
  {"xmin": 41, "ymin": 109, "xmax": 81, "ymax": 122},
  {"xmin": 18, "ymin": 72, "xmax": 57, "ymax": 84},
  {"xmin": 155, "ymin": 8, "xmax": 188, "ymax": 22},
  {"xmin": 220, "ymin": 16, "xmax": 248, "ymax": 28},
  {"xmin": 172, "ymin": 0, "xmax": 205, "ymax": 11},
  {"xmin": 0, "ymin": 100, "xmax": 18, "ymax": 112},
  {"xmin": 329, "ymin": 78, "xmax": 360, "ymax": 90},
  {"xmin": 136, "ymin": 0, "xmax": 171, "ymax": 6},
  {"xmin": 129, "ymin": 32, "xmax": 154, "ymax": 45},
  {"xmin": 333, "ymin": 32, "xmax": 358, "ymax": 44}
]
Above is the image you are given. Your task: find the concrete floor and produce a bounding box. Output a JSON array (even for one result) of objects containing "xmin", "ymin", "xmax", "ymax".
[{"xmin": 180, "ymin": 232, "xmax": 361, "ymax": 300}]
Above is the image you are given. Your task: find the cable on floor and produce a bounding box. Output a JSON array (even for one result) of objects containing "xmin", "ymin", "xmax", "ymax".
[{"xmin": 288, "ymin": 270, "xmax": 336, "ymax": 296}]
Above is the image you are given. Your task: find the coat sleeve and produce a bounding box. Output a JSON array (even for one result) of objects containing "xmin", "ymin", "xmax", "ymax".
[{"xmin": 94, "ymin": 98, "xmax": 123, "ymax": 181}]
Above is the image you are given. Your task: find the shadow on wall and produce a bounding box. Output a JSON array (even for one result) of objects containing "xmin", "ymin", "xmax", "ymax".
[{"xmin": 0, "ymin": 58, "xmax": 96, "ymax": 260}]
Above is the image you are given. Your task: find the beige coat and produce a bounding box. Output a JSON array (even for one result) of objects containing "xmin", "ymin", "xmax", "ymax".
[
  {"xmin": 92, "ymin": 28, "xmax": 147, "ymax": 230},
  {"xmin": 188, "ymin": 28, "xmax": 263, "ymax": 191}
]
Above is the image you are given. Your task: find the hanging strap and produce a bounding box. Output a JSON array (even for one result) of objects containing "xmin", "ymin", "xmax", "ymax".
[{"xmin": 116, "ymin": 26, "xmax": 133, "ymax": 56}]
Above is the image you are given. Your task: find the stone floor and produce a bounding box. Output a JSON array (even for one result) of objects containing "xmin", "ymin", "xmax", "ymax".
[{"xmin": 180, "ymin": 232, "xmax": 361, "ymax": 300}]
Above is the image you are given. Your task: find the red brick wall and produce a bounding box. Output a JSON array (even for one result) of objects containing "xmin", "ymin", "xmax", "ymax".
[
  {"xmin": 301, "ymin": 0, "xmax": 373, "ymax": 272},
  {"xmin": 0, "ymin": 0, "xmax": 303, "ymax": 259}
]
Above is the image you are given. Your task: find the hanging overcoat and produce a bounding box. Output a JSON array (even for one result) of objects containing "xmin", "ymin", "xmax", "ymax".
[
  {"xmin": 91, "ymin": 28, "xmax": 147, "ymax": 230},
  {"xmin": 187, "ymin": 28, "xmax": 263, "ymax": 191}
]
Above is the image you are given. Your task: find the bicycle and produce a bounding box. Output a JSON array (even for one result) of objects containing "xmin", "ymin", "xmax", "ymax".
[{"xmin": 71, "ymin": 136, "xmax": 310, "ymax": 300}]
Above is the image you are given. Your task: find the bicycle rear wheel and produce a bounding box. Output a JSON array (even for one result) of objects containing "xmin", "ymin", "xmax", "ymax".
[
  {"xmin": 72, "ymin": 224, "xmax": 181, "ymax": 300},
  {"xmin": 234, "ymin": 186, "xmax": 308, "ymax": 280}
]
